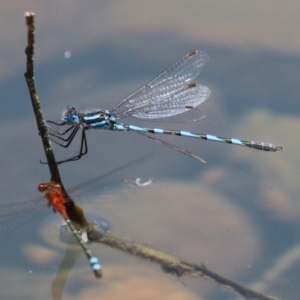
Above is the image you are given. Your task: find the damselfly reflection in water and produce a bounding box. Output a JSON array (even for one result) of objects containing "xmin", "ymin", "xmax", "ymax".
[
  {"xmin": 38, "ymin": 182, "xmax": 102, "ymax": 278},
  {"xmin": 0, "ymin": 157, "xmax": 150, "ymax": 236},
  {"xmin": 46, "ymin": 50, "xmax": 283, "ymax": 164}
]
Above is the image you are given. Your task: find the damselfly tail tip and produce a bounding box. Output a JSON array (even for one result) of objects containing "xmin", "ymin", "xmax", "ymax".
[
  {"xmin": 95, "ymin": 270, "xmax": 102, "ymax": 278},
  {"xmin": 90, "ymin": 257, "xmax": 102, "ymax": 278}
]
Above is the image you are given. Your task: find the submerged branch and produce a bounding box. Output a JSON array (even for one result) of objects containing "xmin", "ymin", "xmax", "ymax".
[{"xmin": 88, "ymin": 227, "xmax": 280, "ymax": 300}]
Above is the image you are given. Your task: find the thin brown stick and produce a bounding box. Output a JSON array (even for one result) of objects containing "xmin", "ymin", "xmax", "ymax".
[
  {"xmin": 24, "ymin": 12, "xmax": 90, "ymax": 228},
  {"xmin": 24, "ymin": 12, "xmax": 62, "ymax": 184}
]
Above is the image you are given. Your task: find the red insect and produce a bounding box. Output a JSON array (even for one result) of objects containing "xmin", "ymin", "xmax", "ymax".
[{"xmin": 38, "ymin": 182, "xmax": 102, "ymax": 278}]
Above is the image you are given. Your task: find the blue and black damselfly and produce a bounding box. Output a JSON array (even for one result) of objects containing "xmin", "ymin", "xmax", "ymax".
[{"xmin": 46, "ymin": 50, "xmax": 283, "ymax": 164}]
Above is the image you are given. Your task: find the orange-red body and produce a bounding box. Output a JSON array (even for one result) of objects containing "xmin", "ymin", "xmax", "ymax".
[{"xmin": 38, "ymin": 182, "xmax": 68, "ymax": 219}]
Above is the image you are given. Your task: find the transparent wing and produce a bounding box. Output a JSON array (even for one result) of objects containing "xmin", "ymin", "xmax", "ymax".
[
  {"xmin": 111, "ymin": 50, "xmax": 209, "ymax": 120},
  {"xmin": 129, "ymin": 84, "xmax": 210, "ymax": 122}
]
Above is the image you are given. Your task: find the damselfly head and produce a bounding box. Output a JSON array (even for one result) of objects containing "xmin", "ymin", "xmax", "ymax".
[
  {"xmin": 38, "ymin": 182, "xmax": 61, "ymax": 192},
  {"xmin": 62, "ymin": 106, "xmax": 80, "ymax": 124}
]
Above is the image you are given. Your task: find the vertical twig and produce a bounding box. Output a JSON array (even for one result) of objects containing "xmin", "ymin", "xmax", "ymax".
[
  {"xmin": 24, "ymin": 12, "xmax": 91, "ymax": 227},
  {"xmin": 24, "ymin": 12, "xmax": 62, "ymax": 184}
]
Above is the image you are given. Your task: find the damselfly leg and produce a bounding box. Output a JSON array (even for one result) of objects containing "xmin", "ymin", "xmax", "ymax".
[{"xmin": 44, "ymin": 122, "xmax": 88, "ymax": 164}]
